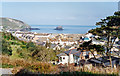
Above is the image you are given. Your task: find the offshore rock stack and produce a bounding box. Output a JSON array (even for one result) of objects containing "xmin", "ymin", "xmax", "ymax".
[{"xmin": 54, "ymin": 26, "xmax": 63, "ymax": 30}]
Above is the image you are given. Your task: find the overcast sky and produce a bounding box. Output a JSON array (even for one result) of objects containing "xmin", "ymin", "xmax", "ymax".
[{"xmin": 2, "ymin": 2, "xmax": 118, "ymax": 25}]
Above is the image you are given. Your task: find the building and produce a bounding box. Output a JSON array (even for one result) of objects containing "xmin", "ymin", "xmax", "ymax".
[
  {"xmin": 49, "ymin": 38, "xmax": 78, "ymax": 46},
  {"xmin": 0, "ymin": 26, "xmax": 3, "ymax": 32},
  {"xmin": 88, "ymin": 56, "xmax": 120, "ymax": 67},
  {"xmin": 57, "ymin": 49, "xmax": 98, "ymax": 65}
]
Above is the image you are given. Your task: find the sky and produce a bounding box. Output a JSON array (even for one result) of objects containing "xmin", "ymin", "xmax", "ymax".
[
  {"xmin": 1, "ymin": 0, "xmax": 120, "ymax": 2},
  {"xmin": 2, "ymin": 2, "xmax": 118, "ymax": 25}
]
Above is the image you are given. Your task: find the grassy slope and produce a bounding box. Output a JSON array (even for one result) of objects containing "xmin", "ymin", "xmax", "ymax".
[
  {"xmin": 2, "ymin": 32, "xmax": 29, "ymax": 59},
  {"xmin": 2, "ymin": 32, "xmax": 60, "ymax": 61}
]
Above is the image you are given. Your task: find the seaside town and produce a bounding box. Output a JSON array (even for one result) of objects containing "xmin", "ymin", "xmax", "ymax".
[
  {"xmin": 1, "ymin": 20, "xmax": 120, "ymax": 75},
  {"xmin": 0, "ymin": 1, "xmax": 120, "ymax": 76}
]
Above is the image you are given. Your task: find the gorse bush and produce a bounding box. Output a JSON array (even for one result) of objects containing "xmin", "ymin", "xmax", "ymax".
[
  {"xmin": 2, "ymin": 39, "xmax": 12, "ymax": 55},
  {"xmin": 1, "ymin": 56, "xmax": 57, "ymax": 74},
  {"xmin": 28, "ymin": 62, "xmax": 54, "ymax": 73},
  {"xmin": 2, "ymin": 64, "xmax": 14, "ymax": 68}
]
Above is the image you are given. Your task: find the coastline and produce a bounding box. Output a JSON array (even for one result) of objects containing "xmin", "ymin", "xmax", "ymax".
[{"xmin": 30, "ymin": 25, "xmax": 97, "ymax": 34}]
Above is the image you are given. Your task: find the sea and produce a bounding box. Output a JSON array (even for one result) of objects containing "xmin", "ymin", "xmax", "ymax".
[{"xmin": 30, "ymin": 25, "xmax": 99, "ymax": 34}]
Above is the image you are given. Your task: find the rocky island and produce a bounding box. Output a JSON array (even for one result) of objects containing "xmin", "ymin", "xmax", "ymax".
[{"xmin": 54, "ymin": 26, "xmax": 63, "ymax": 30}]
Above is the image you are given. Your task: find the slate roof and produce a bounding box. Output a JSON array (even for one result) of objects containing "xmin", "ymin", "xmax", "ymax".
[
  {"xmin": 56, "ymin": 53, "xmax": 67, "ymax": 57},
  {"xmin": 74, "ymin": 52, "xmax": 82, "ymax": 57},
  {"xmin": 88, "ymin": 56, "xmax": 120, "ymax": 64},
  {"xmin": 111, "ymin": 51, "xmax": 120, "ymax": 57},
  {"xmin": 74, "ymin": 51, "xmax": 90, "ymax": 57},
  {"xmin": 64, "ymin": 49, "xmax": 79, "ymax": 54},
  {"xmin": 64, "ymin": 49, "xmax": 91, "ymax": 57},
  {"xmin": 64, "ymin": 46, "xmax": 71, "ymax": 49}
]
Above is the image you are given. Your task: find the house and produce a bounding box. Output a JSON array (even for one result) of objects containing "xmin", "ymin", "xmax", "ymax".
[
  {"xmin": 14, "ymin": 31, "xmax": 34, "ymax": 38},
  {"xmin": 111, "ymin": 47, "xmax": 119, "ymax": 51},
  {"xmin": 0, "ymin": 26, "xmax": 3, "ymax": 32},
  {"xmin": 92, "ymin": 39, "xmax": 105, "ymax": 45},
  {"xmin": 36, "ymin": 42, "xmax": 46, "ymax": 46},
  {"xmin": 85, "ymin": 33, "xmax": 93, "ymax": 38},
  {"xmin": 34, "ymin": 37, "xmax": 48, "ymax": 43},
  {"xmin": 116, "ymin": 40, "xmax": 120, "ymax": 45},
  {"xmin": 49, "ymin": 38, "xmax": 78, "ymax": 46},
  {"xmin": 57, "ymin": 49, "xmax": 98, "ymax": 65},
  {"xmin": 56, "ymin": 53, "xmax": 69, "ymax": 65},
  {"xmin": 88, "ymin": 56, "xmax": 120, "ymax": 67},
  {"xmin": 34, "ymin": 33, "xmax": 50, "ymax": 38},
  {"xmin": 112, "ymin": 51, "xmax": 120, "ymax": 57},
  {"xmin": 64, "ymin": 46, "xmax": 71, "ymax": 50},
  {"xmin": 53, "ymin": 44, "xmax": 61, "ymax": 50},
  {"xmin": 82, "ymin": 37, "xmax": 91, "ymax": 42}
]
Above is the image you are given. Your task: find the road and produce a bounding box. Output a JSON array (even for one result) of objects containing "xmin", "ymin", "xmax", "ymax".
[{"xmin": 0, "ymin": 68, "xmax": 13, "ymax": 75}]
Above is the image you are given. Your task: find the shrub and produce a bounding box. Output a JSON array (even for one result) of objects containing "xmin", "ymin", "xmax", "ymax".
[{"xmin": 2, "ymin": 64, "xmax": 14, "ymax": 68}]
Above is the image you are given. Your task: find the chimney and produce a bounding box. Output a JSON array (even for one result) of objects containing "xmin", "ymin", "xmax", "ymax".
[{"xmin": 69, "ymin": 54, "xmax": 74, "ymax": 64}]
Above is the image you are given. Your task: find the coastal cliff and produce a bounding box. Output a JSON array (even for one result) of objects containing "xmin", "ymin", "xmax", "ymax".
[{"xmin": 0, "ymin": 17, "xmax": 31, "ymax": 30}]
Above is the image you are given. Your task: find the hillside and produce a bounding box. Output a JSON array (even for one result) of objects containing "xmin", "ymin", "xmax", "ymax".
[
  {"xmin": 1, "ymin": 32, "xmax": 60, "ymax": 61},
  {"xmin": 0, "ymin": 17, "xmax": 30, "ymax": 30}
]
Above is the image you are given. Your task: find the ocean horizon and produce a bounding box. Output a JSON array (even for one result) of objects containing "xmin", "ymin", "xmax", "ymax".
[{"xmin": 30, "ymin": 25, "xmax": 99, "ymax": 34}]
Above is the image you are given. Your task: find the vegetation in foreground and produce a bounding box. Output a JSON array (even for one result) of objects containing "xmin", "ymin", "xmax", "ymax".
[{"xmin": 1, "ymin": 56, "xmax": 119, "ymax": 76}]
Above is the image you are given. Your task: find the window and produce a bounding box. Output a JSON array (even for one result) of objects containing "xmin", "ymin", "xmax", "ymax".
[{"xmin": 60, "ymin": 57, "xmax": 62, "ymax": 61}]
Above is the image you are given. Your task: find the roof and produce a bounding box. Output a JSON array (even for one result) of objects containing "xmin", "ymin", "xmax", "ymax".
[
  {"xmin": 50, "ymin": 44, "xmax": 57, "ymax": 48},
  {"xmin": 35, "ymin": 33, "xmax": 49, "ymax": 36},
  {"xmin": 84, "ymin": 37, "xmax": 90, "ymax": 40},
  {"xmin": 74, "ymin": 52, "xmax": 82, "ymax": 57},
  {"xmin": 112, "ymin": 51, "xmax": 120, "ymax": 56},
  {"xmin": 64, "ymin": 49, "xmax": 78, "ymax": 54},
  {"xmin": 56, "ymin": 53, "xmax": 67, "ymax": 57},
  {"xmin": 88, "ymin": 56, "xmax": 120, "ymax": 64},
  {"xmin": 37, "ymin": 37, "xmax": 47, "ymax": 42},
  {"xmin": 64, "ymin": 49, "xmax": 91, "ymax": 57},
  {"xmin": 64, "ymin": 46, "xmax": 71, "ymax": 49}
]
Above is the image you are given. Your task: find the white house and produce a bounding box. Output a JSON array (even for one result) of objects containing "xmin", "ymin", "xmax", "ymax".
[
  {"xmin": 111, "ymin": 47, "xmax": 119, "ymax": 51},
  {"xmin": 49, "ymin": 38, "xmax": 78, "ymax": 46},
  {"xmin": 92, "ymin": 41, "xmax": 105, "ymax": 45},
  {"xmin": 57, "ymin": 49, "xmax": 98, "ymax": 65},
  {"xmin": 0, "ymin": 26, "xmax": 3, "ymax": 32},
  {"xmin": 92, "ymin": 38, "xmax": 105, "ymax": 45},
  {"xmin": 34, "ymin": 33, "xmax": 50, "ymax": 38},
  {"xmin": 85, "ymin": 33, "xmax": 93, "ymax": 38},
  {"xmin": 57, "ymin": 53, "xmax": 69, "ymax": 65}
]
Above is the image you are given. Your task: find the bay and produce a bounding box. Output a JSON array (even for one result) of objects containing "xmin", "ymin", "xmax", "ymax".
[{"xmin": 30, "ymin": 25, "xmax": 98, "ymax": 34}]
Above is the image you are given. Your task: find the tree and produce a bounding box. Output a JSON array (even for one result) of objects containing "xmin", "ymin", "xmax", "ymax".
[
  {"xmin": 26, "ymin": 42, "xmax": 35, "ymax": 49},
  {"xmin": 79, "ymin": 41, "xmax": 105, "ymax": 59},
  {"xmin": 89, "ymin": 11, "xmax": 120, "ymax": 67},
  {"xmin": 2, "ymin": 40, "xmax": 12, "ymax": 55}
]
